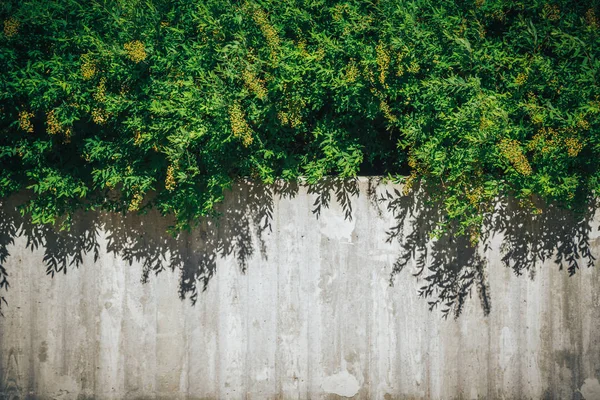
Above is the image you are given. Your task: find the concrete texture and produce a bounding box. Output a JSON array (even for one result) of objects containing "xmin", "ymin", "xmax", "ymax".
[{"xmin": 1, "ymin": 178, "xmax": 600, "ymax": 399}]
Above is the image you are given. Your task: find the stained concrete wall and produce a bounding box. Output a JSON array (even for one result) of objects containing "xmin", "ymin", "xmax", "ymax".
[{"xmin": 1, "ymin": 178, "xmax": 600, "ymax": 399}]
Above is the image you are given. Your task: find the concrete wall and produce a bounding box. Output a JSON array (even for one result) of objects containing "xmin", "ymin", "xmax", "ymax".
[{"xmin": 1, "ymin": 178, "xmax": 600, "ymax": 399}]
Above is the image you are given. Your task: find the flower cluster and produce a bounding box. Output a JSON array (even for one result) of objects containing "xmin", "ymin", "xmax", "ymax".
[
  {"xmin": 380, "ymin": 100, "xmax": 398, "ymax": 124},
  {"xmin": 94, "ymin": 77, "xmax": 107, "ymax": 102},
  {"xmin": 133, "ymin": 131, "xmax": 143, "ymax": 146},
  {"xmin": 277, "ymin": 97, "xmax": 304, "ymax": 128},
  {"xmin": 128, "ymin": 192, "xmax": 143, "ymax": 211},
  {"xmin": 376, "ymin": 42, "xmax": 390, "ymax": 86},
  {"xmin": 498, "ymin": 138, "xmax": 532, "ymax": 176},
  {"xmin": 251, "ymin": 8, "xmax": 280, "ymax": 59},
  {"xmin": 345, "ymin": 60, "xmax": 359, "ymax": 83},
  {"xmin": 406, "ymin": 60, "xmax": 420, "ymax": 74},
  {"xmin": 3, "ymin": 17, "xmax": 19, "ymax": 38},
  {"xmin": 564, "ymin": 137, "xmax": 583, "ymax": 157},
  {"xmin": 80, "ymin": 53, "xmax": 96, "ymax": 80},
  {"xmin": 19, "ymin": 111, "xmax": 34, "ymax": 133},
  {"xmin": 124, "ymin": 40, "xmax": 147, "ymax": 63},
  {"xmin": 466, "ymin": 185, "xmax": 484, "ymax": 206},
  {"xmin": 543, "ymin": 4, "xmax": 560, "ymax": 21},
  {"xmin": 576, "ymin": 118, "xmax": 590, "ymax": 131},
  {"xmin": 529, "ymin": 126, "xmax": 585, "ymax": 158},
  {"xmin": 91, "ymin": 108, "xmax": 108, "ymax": 125},
  {"xmin": 586, "ymin": 8, "xmax": 598, "ymax": 28},
  {"xmin": 165, "ymin": 165, "xmax": 176, "ymax": 191},
  {"xmin": 229, "ymin": 103, "xmax": 253, "ymax": 147},
  {"xmin": 396, "ymin": 47, "xmax": 409, "ymax": 77},
  {"xmin": 515, "ymin": 72, "xmax": 528, "ymax": 86},
  {"xmin": 242, "ymin": 69, "xmax": 267, "ymax": 100},
  {"xmin": 46, "ymin": 110, "xmax": 61, "ymax": 135},
  {"xmin": 402, "ymin": 171, "xmax": 418, "ymax": 196}
]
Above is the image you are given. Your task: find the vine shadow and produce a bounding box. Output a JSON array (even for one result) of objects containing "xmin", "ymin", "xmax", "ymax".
[
  {"xmin": 0, "ymin": 177, "xmax": 359, "ymax": 317},
  {"xmin": 383, "ymin": 185, "xmax": 597, "ymax": 318}
]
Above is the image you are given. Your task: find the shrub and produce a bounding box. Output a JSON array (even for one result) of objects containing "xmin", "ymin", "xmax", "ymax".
[{"xmin": 0, "ymin": 0, "xmax": 598, "ymax": 239}]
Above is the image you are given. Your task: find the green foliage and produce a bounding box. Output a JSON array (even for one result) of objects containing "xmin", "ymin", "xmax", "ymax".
[{"xmin": 0, "ymin": 0, "xmax": 599, "ymax": 241}]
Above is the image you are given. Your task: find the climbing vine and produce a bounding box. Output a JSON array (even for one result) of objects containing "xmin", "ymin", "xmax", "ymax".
[{"xmin": 0, "ymin": 0, "xmax": 598, "ymax": 247}]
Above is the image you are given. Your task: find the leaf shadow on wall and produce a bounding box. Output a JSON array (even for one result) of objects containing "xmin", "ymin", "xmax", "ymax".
[
  {"xmin": 382, "ymin": 185, "xmax": 598, "ymax": 319},
  {"xmin": 0, "ymin": 178, "xmax": 361, "ymax": 315}
]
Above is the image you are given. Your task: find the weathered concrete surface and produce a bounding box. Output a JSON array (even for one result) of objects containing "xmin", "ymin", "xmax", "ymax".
[{"xmin": 1, "ymin": 178, "xmax": 600, "ymax": 399}]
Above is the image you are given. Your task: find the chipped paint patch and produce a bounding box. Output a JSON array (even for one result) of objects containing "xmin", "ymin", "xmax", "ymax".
[
  {"xmin": 580, "ymin": 378, "xmax": 600, "ymax": 400},
  {"xmin": 322, "ymin": 370, "xmax": 360, "ymax": 398}
]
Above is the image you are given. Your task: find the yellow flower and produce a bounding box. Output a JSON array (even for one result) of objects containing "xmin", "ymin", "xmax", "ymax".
[
  {"xmin": 407, "ymin": 60, "xmax": 420, "ymax": 74},
  {"xmin": 498, "ymin": 138, "xmax": 532, "ymax": 176},
  {"xmin": 46, "ymin": 110, "xmax": 62, "ymax": 135},
  {"xmin": 402, "ymin": 171, "xmax": 417, "ymax": 196},
  {"xmin": 515, "ymin": 72, "xmax": 527, "ymax": 86},
  {"xmin": 576, "ymin": 118, "xmax": 590, "ymax": 131},
  {"xmin": 92, "ymin": 108, "xmax": 108, "ymax": 125},
  {"xmin": 564, "ymin": 137, "xmax": 583, "ymax": 157},
  {"xmin": 229, "ymin": 102, "xmax": 253, "ymax": 147},
  {"xmin": 242, "ymin": 69, "xmax": 267, "ymax": 100},
  {"xmin": 345, "ymin": 60, "xmax": 359, "ymax": 83},
  {"xmin": 479, "ymin": 117, "xmax": 493, "ymax": 130},
  {"xmin": 128, "ymin": 192, "xmax": 143, "ymax": 211},
  {"xmin": 586, "ymin": 8, "xmax": 598, "ymax": 28},
  {"xmin": 64, "ymin": 127, "xmax": 73, "ymax": 143},
  {"xmin": 251, "ymin": 8, "xmax": 280, "ymax": 60},
  {"xmin": 80, "ymin": 53, "xmax": 96, "ymax": 80},
  {"xmin": 124, "ymin": 40, "xmax": 147, "ymax": 63},
  {"xmin": 543, "ymin": 4, "xmax": 560, "ymax": 21},
  {"xmin": 94, "ymin": 77, "xmax": 107, "ymax": 102},
  {"xmin": 165, "ymin": 165, "xmax": 176, "ymax": 191},
  {"xmin": 3, "ymin": 17, "xmax": 19, "ymax": 38},
  {"xmin": 19, "ymin": 111, "xmax": 34, "ymax": 133},
  {"xmin": 376, "ymin": 42, "xmax": 390, "ymax": 85},
  {"xmin": 380, "ymin": 100, "xmax": 397, "ymax": 124},
  {"xmin": 133, "ymin": 131, "xmax": 143, "ymax": 146}
]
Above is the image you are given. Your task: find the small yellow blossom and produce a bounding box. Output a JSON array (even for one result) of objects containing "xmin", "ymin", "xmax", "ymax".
[
  {"xmin": 165, "ymin": 165, "xmax": 176, "ymax": 191},
  {"xmin": 64, "ymin": 127, "xmax": 73, "ymax": 143},
  {"xmin": 91, "ymin": 108, "xmax": 108, "ymax": 125},
  {"xmin": 345, "ymin": 60, "xmax": 359, "ymax": 83},
  {"xmin": 576, "ymin": 118, "xmax": 590, "ymax": 130},
  {"xmin": 80, "ymin": 53, "xmax": 96, "ymax": 80},
  {"xmin": 124, "ymin": 40, "xmax": 147, "ymax": 63},
  {"xmin": 46, "ymin": 110, "xmax": 62, "ymax": 135},
  {"xmin": 128, "ymin": 192, "xmax": 143, "ymax": 211},
  {"xmin": 515, "ymin": 72, "xmax": 527, "ymax": 86},
  {"xmin": 380, "ymin": 100, "xmax": 398, "ymax": 124},
  {"xmin": 94, "ymin": 77, "xmax": 107, "ymax": 102},
  {"xmin": 466, "ymin": 185, "xmax": 484, "ymax": 205},
  {"xmin": 19, "ymin": 111, "xmax": 34, "ymax": 133},
  {"xmin": 376, "ymin": 42, "xmax": 390, "ymax": 85},
  {"xmin": 134, "ymin": 131, "xmax": 143, "ymax": 146},
  {"xmin": 402, "ymin": 171, "xmax": 417, "ymax": 196},
  {"xmin": 242, "ymin": 69, "xmax": 267, "ymax": 100},
  {"xmin": 251, "ymin": 8, "xmax": 280, "ymax": 60},
  {"xmin": 498, "ymin": 138, "xmax": 532, "ymax": 176},
  {"xmin": 407, "ymin": 60, "xmax": 420, "ymax": 74},
  {"xmin": 543, "ymin": 4, "xmax": 560, "ymax": 21},
  {"xmin": 586, "ymin": 8, "xmax": 598, "ymax": 28},
  {"xmin": 3, "ymin": 17, "xmax": 19, "ymax": 37},
  {"xmin": 229, "ymin": 102, "xmax": 253, "ymax": 147},
  {"xmin": 564, "ymin": 137, "xmax": 583, "ymax": 157}
]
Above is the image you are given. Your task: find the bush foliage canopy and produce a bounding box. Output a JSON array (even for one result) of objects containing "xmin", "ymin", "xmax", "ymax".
[{"xmin": 1, "ymin": 0, "xmax": 599, "ymax": 242}]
